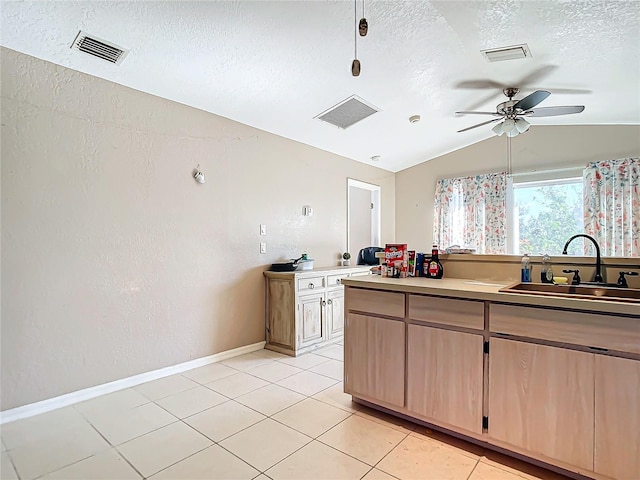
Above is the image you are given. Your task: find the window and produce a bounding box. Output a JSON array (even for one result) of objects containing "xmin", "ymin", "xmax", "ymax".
[
  {"xmin": 434, "ymin": 158, "xmax": 639, "ymax": 257},
  {"xmin": 510, "ymin": 178, "xmax": 584, "ymax": 255}
]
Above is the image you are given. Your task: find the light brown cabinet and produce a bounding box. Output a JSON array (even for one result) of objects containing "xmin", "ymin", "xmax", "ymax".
[
  {"xmin": 594, "ymin": 355, "xmax": 640, "ymax": 480},
  {"xmin": 264, "ymin": 267, "xmax": 371, "ymax": 355},
  {"xmin": 344, "ymin": 313, "xmax": 405, "ymax": 408},
  {"xmin": 344, "ymin": 282, "xmax": 640, "ymax": 480},
  {"xmin": 488, "ymin": 338, "xmax": 594, "ymax": 470},
  {"xmin": 407, "ymin": 325, "xmax": 484, "ymax": 434}
]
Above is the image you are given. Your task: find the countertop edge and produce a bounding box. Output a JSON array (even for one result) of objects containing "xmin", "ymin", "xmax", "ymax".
[{"xmin": 341, "ymin": 276, "xmax": 640, "ymax": 317}]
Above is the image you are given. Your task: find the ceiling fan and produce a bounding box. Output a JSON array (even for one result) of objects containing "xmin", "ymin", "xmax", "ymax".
[{"xmin": 456, "ymin": 88, "xmax": 585, "ymax": 136}]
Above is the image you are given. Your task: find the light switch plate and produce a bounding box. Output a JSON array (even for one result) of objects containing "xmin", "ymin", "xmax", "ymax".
[
  {"xmin": 260, "ymin": 242, "xmax": 267, "ymax": 254},
  {"xmin": 260, "ymin": 224, "xmax": 267, "ymax": 235}
]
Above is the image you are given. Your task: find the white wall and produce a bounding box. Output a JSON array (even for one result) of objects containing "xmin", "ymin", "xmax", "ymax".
[
  {"xmin": 0, "ymin": 48, "xmax": 395, "ymax": 410},
  {"xmin": 395, "ymin": 125, "xmax": 640, "ymax": 250}
]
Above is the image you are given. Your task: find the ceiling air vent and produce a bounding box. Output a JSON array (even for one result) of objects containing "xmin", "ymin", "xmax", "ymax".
[
  {"xmin": 70, "ymin": 31, "xmax": 129, "ymax": 65},
  {"xmin": 315, "ymin": 95, "xmax": 380, "ymax": 129},
  {"xmin": 481, "ymin": 44, "xmax": 531, "ymax": 62}
]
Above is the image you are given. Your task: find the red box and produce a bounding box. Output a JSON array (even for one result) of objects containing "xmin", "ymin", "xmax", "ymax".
[{"xmin": 384, "ymin": 244, "xmax": 408, "ymax": 278}]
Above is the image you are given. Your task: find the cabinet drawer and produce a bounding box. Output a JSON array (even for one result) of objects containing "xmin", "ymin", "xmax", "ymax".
[
  {"xmin": 408, "ymin": 295, "xmax": 484, "ymax": 330},
  {"xmin": 346, "ymin": 287, "xmax": 404, "ymax": 318},
  {"xmin": 327, "ymin": 273, "xmax": 349, "ymax": 288},
  {"xmin": 490, "ymin": 304, "xmax": 640, "ymax": 354},
  {"xmin": 298, "ymin": 276, "xmax": 324, "ymax": 292}
]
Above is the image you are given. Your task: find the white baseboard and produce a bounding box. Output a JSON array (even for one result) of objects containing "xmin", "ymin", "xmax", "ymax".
[{"xmin": 0, "ymin": 341, "xmax": 266, "ymax": 425}]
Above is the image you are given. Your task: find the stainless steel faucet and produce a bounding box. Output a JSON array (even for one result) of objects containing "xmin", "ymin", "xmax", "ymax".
[{"xmin": 562, "ymin": 234, "xmax": 604, "ymax": 283}]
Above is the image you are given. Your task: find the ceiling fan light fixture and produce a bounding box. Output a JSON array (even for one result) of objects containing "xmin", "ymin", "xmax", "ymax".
[
  {"xmin": 515, "ymin": 118, "xmax": 530, "ymax": 133},
  {"xmin": 492, "ymin": 123, "xmax": 505, "ymax": 136},
  {"xmin": 506, "ymin": 128, "xmax": 520, "ymax": 138},
  {"xmin": 502, "ymin": 118, "xmax": 516, "ymax": 133}
]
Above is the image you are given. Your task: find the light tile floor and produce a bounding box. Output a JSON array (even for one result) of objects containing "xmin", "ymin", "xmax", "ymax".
[{"xmin": 1, "ymin": 344, "xmax": 572, "ymax": 480}]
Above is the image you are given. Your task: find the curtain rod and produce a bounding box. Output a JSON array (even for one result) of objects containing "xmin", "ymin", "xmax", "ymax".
[{"xmin": 512, "ymin": 166, "xmax": 583, "ymax": 178}]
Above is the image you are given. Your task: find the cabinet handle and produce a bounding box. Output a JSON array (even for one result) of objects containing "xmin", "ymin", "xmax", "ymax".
[
  {"xmin": 327, "ymin": 299, "xmax": 333, "ymax": 305},
  {"xmin": 336, "ymin": 279, "xmax": 341, "ymax": 285},
  {"xmin": 308, "ymin": 283, "xmax": 315, "ymax": 289},
  {"xmin": 322, "ymin": 300, "xmax": 327, "ymax": 306}
]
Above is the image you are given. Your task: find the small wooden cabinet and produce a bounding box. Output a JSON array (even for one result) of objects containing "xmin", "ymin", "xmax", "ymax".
[
  {"xmin": 488, "ymin": 338, "xmax": 594, "ymax": 470},
  {"xmin": 594, "ymin": 355, "xmax": 640, "ymax": 480},
  {"xmin": 264, "ymin": 266, "xmax": 371, "ymax": 355},
  {"xmin": 344, "ymin": 313, "xmax": 405, "ymax": 408},
  {"xmin": 407, "ymin": 325, "xmax": 484, "ymax": 434}
]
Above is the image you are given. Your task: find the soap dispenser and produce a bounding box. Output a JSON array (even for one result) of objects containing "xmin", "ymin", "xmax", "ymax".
[
  {"xmin": 541, "ymin": 253, "xmax": 553, "ymax": 283},
  {"xmin": 521, "ymin": 254, "xmax": 531, "ymax": 282}
]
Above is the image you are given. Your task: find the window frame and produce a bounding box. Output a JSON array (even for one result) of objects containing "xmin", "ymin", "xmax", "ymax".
[{"xmin": 507, "ymin": 175, "xmax": 584, "ymax": 255}]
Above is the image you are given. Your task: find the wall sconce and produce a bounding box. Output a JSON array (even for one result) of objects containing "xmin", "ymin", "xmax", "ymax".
[{"xmin": 193, "ymin": 164, "xmax": 205, "ymax": 184}]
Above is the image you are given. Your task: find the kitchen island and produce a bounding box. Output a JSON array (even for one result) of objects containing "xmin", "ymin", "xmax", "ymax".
[{"xmin": 342, "ymin": 276, "xmax": 640, "ymax": 480}]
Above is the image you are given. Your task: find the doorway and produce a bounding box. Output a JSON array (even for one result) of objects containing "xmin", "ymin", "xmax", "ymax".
[{"xmin": 347, "ymin": 179, "xmax": 381, "ymax": 260}]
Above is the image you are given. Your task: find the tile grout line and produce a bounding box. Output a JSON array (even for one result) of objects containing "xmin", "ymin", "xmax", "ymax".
[{"xmin": 465, "ymin": 457, "xmax": 482, "ymax": 480}]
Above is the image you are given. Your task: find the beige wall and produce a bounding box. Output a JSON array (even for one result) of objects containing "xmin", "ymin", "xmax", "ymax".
[
  {"xmin": 395, "ymin": 125, "xmax": 640, "ymax": 250},
  {"xmin": 0, "ymin": 48, "xmax": 395, "ymax": 410}
]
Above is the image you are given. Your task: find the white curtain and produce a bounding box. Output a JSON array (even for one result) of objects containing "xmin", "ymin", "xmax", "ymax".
[
  {"xmin": 584, "ymin": 157, "xmax": 640, "ymax": 257},
  {"xmin": 433, "ymin": 172, "xmax": 507, "ymax": 254}
]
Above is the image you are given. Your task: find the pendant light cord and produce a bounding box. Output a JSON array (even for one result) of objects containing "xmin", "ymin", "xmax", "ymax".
[{"xmin": 354, "ymin": 0, "xmax": 357, "ymax": 58}]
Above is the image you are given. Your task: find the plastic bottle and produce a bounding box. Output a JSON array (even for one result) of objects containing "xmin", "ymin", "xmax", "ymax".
[
  {"xmin": 540, "ymin": 253, "xmax": 553, "ymax": 283},
  {"xmin": 521, "ymin": 254, "xmax": 531, "ymax": 282},
  {"xmin": 426, "ymin": 245, "xmax": 444, "ymax": 279}
]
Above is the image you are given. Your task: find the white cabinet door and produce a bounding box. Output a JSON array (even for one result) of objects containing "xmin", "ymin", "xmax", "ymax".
[
  {"xmin": 298, "ymin": 293, "xmax": 324, "ymax": 347},
  {"xmin": 326, "ymin": 289, "xmax": 345, "ymax": 339}
]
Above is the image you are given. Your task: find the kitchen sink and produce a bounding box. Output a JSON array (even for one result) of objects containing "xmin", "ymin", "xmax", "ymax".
[{"xmin": 499, "ymin": 282, "xmax": 640, "ymax": 303}]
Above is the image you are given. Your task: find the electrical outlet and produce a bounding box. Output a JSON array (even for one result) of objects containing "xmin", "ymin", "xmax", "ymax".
[
  {"xmin": 260, "ymin": 242, "xmax": 267, "ymax": 254},
  {"xmin": 260, "ymin": 224, "xmax": 267, "ymax": 235}
]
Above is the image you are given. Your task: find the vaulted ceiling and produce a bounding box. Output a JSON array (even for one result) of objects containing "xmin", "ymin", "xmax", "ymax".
[{"xmin": 2, "ymin": 1, "xmax": 639, "ymax": 172}]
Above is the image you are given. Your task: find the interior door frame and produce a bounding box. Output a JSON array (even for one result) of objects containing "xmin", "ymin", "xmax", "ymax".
[{"xmin": 347, "ymin": 178, "xmax": 381, "ymax": 258}]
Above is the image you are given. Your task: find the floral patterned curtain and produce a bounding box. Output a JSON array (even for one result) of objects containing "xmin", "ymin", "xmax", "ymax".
[
  {"xmin": 584, "ymin": 157, "xmax": 640, "ymax": 257},
  {"xmin": 433, "ymin": 172, "xmax": 507, "ymax": 254}
]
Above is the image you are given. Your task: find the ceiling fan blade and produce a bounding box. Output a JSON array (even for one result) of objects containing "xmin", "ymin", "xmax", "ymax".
[
  {"xmin": 525, "ymin": 105, "xmax": 585, "ymax": 117},
  {"xmin": 515, "ymin": 65, "xmax": 558, "ymax": 88},
  {"xmin": 529, "ymin": 87, "xmax": 592, "ymax": 95},
  {"xmin": 513, "ymin": 90, "xmax": 551, "ymax": 111},
  {"xmin": 453, "ymin": 80, "xmax": 504, "ymax": 90},
  {"xmin": 455, "ymin": 111, "xmax": 502, "ymax": 116},
  {"xmin": 457, "ymin": 118, "xmax": 502, "ymax": 133}
]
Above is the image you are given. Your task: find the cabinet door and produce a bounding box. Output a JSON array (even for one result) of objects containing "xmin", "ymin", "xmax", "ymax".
[
  {"xmin": 298, "ymin": 293, "xmax": 324, "ymax": 347},
  {"xmin": 344, "ymin": 313, "xmax": 405, "ymax": 407},
  {"xmin": 267, "ymin": 279, "xmax": 295, "ymax": 348},
  {"xmin": 595, "ymin": 355, "xmax": 640, "ymax": 480},
  {"xmin": 407, "ymin": 325, "xmax": 484, "ymax": 433},
  {"xmin": 326, "ymin": 289, "xmax": 345, "ymax": 339},
  {"xmin": 488, "ymin": 339, "xmax": 594, "ymax": 470}
]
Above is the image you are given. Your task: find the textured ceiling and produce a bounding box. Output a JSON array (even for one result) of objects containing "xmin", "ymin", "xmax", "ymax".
[{"xmin": 1, "ymin": 0, "xmax": 639, "ymax": 172}]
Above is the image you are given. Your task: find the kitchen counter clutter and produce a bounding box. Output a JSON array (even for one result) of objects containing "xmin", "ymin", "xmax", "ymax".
[
  {"xmin": 343, "ymin": 276, "xmax": 640, "ymax": 480},
  {"xmin": 264, "ymin": 265, "xmax": 371, "ymax": 356}
]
